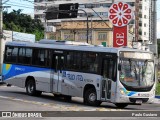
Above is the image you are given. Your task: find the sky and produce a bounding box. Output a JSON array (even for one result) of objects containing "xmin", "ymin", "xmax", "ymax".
[
  {"xmin": 2, "ymin": 0, "xmax": 160, "ymax": 38},
  {"xmin": 2, "ymin": 0, "xmax": 34, "ymax": 14}
]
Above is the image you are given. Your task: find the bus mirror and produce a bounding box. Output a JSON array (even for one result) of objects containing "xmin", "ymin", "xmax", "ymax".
[{"xmin": 118, "ymin": 64, "xmax": 121, "ymax": 71}]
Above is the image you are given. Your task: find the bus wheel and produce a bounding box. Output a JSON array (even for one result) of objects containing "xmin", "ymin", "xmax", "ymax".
[
  {"xmin": 84, "ymin": 88, "xmax": 101, "ymax": 106},
  {"xmin": 26, "ymin": 79, "xmax": 36, "ymax": 96},
  {"xmin": 114, "ymin": 103, "xmax": 128, "ymax": 108}
]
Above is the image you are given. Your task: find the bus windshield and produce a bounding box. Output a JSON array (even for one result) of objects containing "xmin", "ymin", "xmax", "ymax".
[{"xmin": 119, "ymin": 59, "xmax": 154, "ymax": 88}]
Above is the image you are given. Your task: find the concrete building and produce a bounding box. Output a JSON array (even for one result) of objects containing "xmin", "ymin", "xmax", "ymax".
[{"xmin": 34, "ymin": 0, "xmax": 152, "ymax": 46}]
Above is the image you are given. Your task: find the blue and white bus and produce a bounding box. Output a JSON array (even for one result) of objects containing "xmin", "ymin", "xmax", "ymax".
[{"xmin": 2, "ymin": 40, "xmax": 156, "ymax": 108}]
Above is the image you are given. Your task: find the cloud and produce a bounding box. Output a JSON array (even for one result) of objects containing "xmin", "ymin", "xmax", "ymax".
[{"xmin": 157, "ymin": 20, "xmax": 160, "ymax": 38}]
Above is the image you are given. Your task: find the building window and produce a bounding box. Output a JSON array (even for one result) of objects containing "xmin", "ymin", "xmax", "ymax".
[
  {"xmin": 144, "ymin": 32, "xmax": 146, "ymax": 35},
  {"xmin": 64, "ymin": 34, "xmax": 74, "ymax": 41},
  {"xmin": 144, "ymin": 23, "xmax": 146, "ymax": 27},
  {"xmin": 98, "ymin": 32, "xmax": 107, "ymax": 40},
  {"xmin": 78, "ymin": 32, "xmax": 91, "ymax": 41}
]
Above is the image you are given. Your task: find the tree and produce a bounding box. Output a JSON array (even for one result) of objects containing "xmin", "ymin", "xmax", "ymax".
[
  {"xmin": 3, "ymin": 9, "xmax": 44, "ymax": 41},
  {"xmin": 158, "ymin": 39, "xmax": 160, "ymax": 56}
]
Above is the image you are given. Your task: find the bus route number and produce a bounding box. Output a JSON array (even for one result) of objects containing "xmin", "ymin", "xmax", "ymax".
[{"xmin": 67, "ymin": 74, "xmax": 83, "ymax": 81}]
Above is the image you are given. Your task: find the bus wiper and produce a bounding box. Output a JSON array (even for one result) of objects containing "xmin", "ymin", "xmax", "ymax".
[
  {"xmin": 142, "ymin": 60, "xmax": 148, "ymax": 80},
  {"xmin": 141, "ymin": 66, "xmax": 144, "ymax": 81}
]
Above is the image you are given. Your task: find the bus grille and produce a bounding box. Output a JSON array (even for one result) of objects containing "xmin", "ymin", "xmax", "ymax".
[{"xmin": 129, "ymin": 98, "xmax": 149, "ymax": 103}]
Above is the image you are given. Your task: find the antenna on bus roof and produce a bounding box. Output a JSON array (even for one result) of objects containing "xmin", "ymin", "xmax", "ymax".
[{"xmin": 39, "ymin": 39, "xmax": 91, "ymax": 46}]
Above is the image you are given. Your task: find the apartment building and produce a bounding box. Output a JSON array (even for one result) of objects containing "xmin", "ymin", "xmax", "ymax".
[{"xmin": 34, "ymin": 0, "xmax": 152, "ymax": 46}]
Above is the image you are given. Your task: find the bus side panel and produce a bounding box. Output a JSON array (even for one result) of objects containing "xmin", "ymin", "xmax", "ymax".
[
  {"xmin": 110, "ymin": 81, "xmax": 117, "ymax": 103},
  {"xmin": 32, "ymin": 71, "xmax": 51, "ymax": 92},
  {"xmin": 2, "ymin": 64, "xmax": 23, "ymax": 87},
  {"xmin": 2, "ymin": 64, "xmax": 51, "ymax": 92},
  {"xmin": 62, "ymin": 71, "xmax": 102, "ymax": 98}
]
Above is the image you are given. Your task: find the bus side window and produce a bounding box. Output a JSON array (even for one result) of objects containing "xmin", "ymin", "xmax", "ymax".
[
  {"xmin": 32, "ymin": 49, "xmax": 48, "ymax": 67},
  {"xmin": 5, "ymin": 47, "xmax": 18, "ymax": 63},
  {"xmin": 18, "ymin": 48, "xmax": 32, "ymax": 65},
  {"xmin": 82, "ymin": 52, "xmax": 98, "ymax": 73},
  {"xmin": 25, "ymin": 48, "xmax": 32, "ymax": 64},
  {"xmin": 66, "ymin": 52, "xmax": 81, "ymax": 70}
]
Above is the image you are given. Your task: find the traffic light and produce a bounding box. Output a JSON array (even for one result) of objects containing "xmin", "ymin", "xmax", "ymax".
[
  {"xmin": 45, "ymin": 3, "xmax": 79, "ymax": 20},
  {"xmin": 45, "ymin": 6, "xmax": 59, "ymax": 20},
  {"xmin": 58, "ymin": 3, "xmax": 79, "ymax": 19}
]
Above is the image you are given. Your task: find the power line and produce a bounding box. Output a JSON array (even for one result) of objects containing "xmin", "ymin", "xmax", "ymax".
[
  {"xmin": 2, "ymin": 0, "xmax": 10, "ymax": 4},
  {"xmin": 5, "ymin": 1, "xmax": 33, "ymax": 7},
  {"xmin": 5, "ymin": 3, "xmax": 34, "ymax": 9}
]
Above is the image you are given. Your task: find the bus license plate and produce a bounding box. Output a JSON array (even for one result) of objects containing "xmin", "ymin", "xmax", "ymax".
[{"xmin": 136, "ymin": 100, "xmax": 142, "ymax": 104}]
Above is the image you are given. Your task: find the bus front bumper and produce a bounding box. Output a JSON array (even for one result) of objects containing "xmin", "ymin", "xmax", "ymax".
[{"xmin": 115, "ymin": 96, "xmax": 155, "ymax": 104}]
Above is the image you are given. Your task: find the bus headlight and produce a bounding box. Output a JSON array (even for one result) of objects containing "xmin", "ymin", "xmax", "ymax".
[{"xmin": 120, "ymin": 88, "xmax": 125, "ymax": 95}]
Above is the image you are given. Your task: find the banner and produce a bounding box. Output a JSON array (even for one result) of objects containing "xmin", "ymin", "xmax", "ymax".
[{"xmin": 113, "ymin": 26, "xmax": 127, "ymax": 47}]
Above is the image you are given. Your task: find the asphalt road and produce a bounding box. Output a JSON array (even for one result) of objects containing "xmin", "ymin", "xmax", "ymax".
[{"xmin": 0, "ymin": 84, "xmax": 160, "ymax": 119}]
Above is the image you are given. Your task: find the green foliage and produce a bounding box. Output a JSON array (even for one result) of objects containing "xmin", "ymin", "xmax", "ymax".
[
  {"xmin": 158, "ymin": 39, "xmax": 160, "ymax": 56},
  {"xmin": 3, "ymin": 9, "xmax": 44, "ymax": 41},
  {"xmin": 156, "ymin": 82, "xmax": 160, "ymax": 95},
  {"xmin": 156, "ymin": 70, "xmax": 160, "ymax": 95}
]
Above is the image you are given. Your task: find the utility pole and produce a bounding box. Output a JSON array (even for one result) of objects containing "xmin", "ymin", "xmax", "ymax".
[
  {"xmin": 152, "ymin": 0, "xmax": 158, "ymax": 89},
  {"xmin": 149, "ymin": 0, "xmax": 157, "ymax": 55},
  {"xmin": 90, "ymin": 15, "xmax": 93, "ymax": 44},
  {"xmin": 0, "ymin": 0, "xmax": 3, "ymax": 74},
  {"xmin": 152, "ymin": 0, "xmax": 157, "ymax": 51},
  {"xmin": 0, "ymin": 0, "xmax": 10, "ymax": 74}
]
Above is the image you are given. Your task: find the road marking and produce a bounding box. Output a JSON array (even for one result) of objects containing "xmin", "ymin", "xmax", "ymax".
[{"xmin": 0, "ymin": 95, "xmax": 119, "ymax": 111}]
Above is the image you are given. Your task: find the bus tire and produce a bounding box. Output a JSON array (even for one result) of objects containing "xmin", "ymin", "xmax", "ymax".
[
  {"xmin": 114, "ymin": 103, "xmax": 128, "ymax": 108},
  {"xmin": 84, "ymin": 88, "xmax": 101, "ymax": 106},
  {"xmin": 26, "ymin": 79, "xmax": 41, "ymax": 96}
]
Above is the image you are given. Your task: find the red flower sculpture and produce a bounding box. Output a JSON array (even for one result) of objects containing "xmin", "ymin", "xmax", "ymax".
[{"xmin": 109, "ymin": 2, "xmax": 133, "ymax": 27}]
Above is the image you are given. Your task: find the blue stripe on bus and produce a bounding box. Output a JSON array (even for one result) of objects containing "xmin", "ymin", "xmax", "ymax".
[
  {"xmin": 123, "ymin": 88, "xmax": 137, "ymax": 96},
  {"xmin": 2, "ymin": 64, "xmax": 50, "ymax": 80}
]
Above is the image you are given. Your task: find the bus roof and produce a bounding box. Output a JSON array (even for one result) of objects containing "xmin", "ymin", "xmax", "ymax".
[{"xmin": 5, "ymin": 41, "xmax": 152, "ymax": 55}]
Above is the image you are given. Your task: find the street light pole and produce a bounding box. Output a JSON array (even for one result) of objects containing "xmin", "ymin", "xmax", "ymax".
[{"xmin": 78, "ymin": 9, "xmax": 89, "ymax": 43}]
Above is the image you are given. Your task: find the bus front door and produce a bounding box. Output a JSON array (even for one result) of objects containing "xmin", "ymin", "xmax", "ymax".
[
  {"xmin": 101, "ymin": 59, "xmax": 113, "ymax": 101},
  {"xmin": 51, "ymin": 54, "xmax": 65, "ymax": 93}
]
